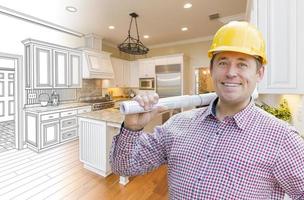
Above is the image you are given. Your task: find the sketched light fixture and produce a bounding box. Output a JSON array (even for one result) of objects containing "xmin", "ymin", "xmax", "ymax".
[{"xmin": 118, "ymin": 12, "xmax": 149, "ymax": 55}]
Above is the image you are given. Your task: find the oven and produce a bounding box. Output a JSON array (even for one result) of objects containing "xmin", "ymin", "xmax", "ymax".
[
  {"xmin": 80, "ymin": 97, "xmax": 115, "ymax": 111},
  {"xmin": 91, "ymin": 101, "xmax": 115, "ymax": 111}
]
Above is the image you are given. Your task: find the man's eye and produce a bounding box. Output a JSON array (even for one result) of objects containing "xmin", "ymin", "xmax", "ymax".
[
  {"xmin": 218, "ymin": 61, "xmax": 227, "ymax": 66},
  {"xmin": 238, "ymin": 63, "xmax": 248, "ymax": 68}
]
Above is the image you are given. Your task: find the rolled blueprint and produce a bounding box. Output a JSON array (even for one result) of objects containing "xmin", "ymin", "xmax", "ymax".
[
  {"xmin": 120, "ymin": 93, "xmax": 217, "ymax": 115},
  {"xmin": 119, "ymin": 89, "xmax": 259, "ymax": 115}
]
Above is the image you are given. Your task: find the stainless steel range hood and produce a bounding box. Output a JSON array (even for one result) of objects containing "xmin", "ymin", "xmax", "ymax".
[{"xmin": 81, "ymin": 34, "xmax": 114, "ymax": 79}]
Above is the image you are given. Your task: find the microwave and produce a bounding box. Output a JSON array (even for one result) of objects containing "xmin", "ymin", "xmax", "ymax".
[{"xmin": 139, "ymin": 78, "xmax": 155, "ymax": 90}]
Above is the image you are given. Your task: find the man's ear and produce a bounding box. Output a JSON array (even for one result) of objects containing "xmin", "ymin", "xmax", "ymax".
[{"xmin": 256, "ymin": 65, "xmax": 265, "ymax": 82}]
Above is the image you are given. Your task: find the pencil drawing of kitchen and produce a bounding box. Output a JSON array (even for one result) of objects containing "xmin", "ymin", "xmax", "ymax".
[{"xmin": 0, "ymin": 0, "xmax": 302, "ymax": 199}]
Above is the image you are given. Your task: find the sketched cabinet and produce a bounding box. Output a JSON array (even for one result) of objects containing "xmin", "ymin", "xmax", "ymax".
[
  {"xmin": 69, "ymin": 52, "xmax": 82, "ymax": 88},
  {"xmin": 22, "ymin": 39, "xmax": 82, "ymax": 89},
  {"xmin": 41, "ymin": 120, "xmax": 60, "ymax": 148},
  {"xmin": 33, "ymin": 45, "xmax": 53, "ymax": 88},
  {"xmin": 54, "ymin": 49, "xmax": 68, "ymax": 88}
]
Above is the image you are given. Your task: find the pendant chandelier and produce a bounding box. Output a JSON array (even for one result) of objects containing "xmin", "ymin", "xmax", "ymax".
[{"xmin": 118, "ymin": 12, "xmax": 149, "ymax": 55}]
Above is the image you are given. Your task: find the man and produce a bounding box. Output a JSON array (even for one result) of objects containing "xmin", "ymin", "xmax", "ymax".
[{"xmin": 110, "ymin": 21, "xmax": 304, "ymax": 199}]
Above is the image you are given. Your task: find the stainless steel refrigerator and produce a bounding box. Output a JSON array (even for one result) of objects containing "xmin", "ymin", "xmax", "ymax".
[{"xmin": 155, "ymin": 64, "xmax": 181, "ymax": 98}]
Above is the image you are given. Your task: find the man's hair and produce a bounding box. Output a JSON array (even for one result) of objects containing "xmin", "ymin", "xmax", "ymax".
[{"xmin": 209, "ymin": 54, "xmax": 263, "ymax": 71}]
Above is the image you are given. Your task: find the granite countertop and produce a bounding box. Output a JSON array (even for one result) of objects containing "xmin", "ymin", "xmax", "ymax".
[
  {"xmin": 24, "ymin": 102, "xmax": 91, "ymax": 113},
  {"xmin": 78, "ymin": 108, "xmax": 124, "ymax": 124}
]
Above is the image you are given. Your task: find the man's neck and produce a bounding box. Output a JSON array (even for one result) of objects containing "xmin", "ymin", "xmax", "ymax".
[{"xmin": 216, "ymin": 98, "xmax": 251, "ymax": 121}]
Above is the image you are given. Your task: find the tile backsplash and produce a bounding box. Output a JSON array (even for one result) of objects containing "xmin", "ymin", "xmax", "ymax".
[
  {"xmin": 25, "ymin": 79, "xmax": 104, "ymax": 105},
  {"xmin": 76, "ymin": 79, "xmax": 103, "ymax": 99},
  {"xmin": 26, "ymin": 89, "xmax": 76, "ymax": 105}
]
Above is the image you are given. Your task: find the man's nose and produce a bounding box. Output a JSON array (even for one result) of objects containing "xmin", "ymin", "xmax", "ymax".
[{"xmin": 226, "ymin": 65, "xmax": 238, "ymax": 77}]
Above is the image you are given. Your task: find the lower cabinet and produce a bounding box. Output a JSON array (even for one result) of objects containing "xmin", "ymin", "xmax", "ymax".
[
  {"xmin": 41, "ymin": 120, "xmax": 60, "ymax": 149},
  {"xmin": 25, "ymin": 105, "xmax": 91, "ymax": 152}
]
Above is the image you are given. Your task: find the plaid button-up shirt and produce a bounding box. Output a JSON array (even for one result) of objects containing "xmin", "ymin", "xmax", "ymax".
[{"xmin": 110, "ymin": 99, "xmax": 304, "ymax": 199}]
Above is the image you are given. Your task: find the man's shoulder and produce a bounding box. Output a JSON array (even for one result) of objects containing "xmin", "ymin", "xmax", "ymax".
[
  {"xmin": 254, "ymin": 106, "xmax": 297, "ymax": 132},
  {"xmin": 175, "ymin": 107, "xmax": 208, "ymax": 120},
  {"xmin": 163, "ymin": 107, "xmax": 208, "ymax": 127}
]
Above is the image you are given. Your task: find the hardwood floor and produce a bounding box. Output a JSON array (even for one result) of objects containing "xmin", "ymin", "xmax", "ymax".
[{"xmin": 0, "ymin": 140, "xmax": 168, "ymax": 200}]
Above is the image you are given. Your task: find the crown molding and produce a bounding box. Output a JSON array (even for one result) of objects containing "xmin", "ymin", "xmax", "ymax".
[
  {"xmin": 0, "ymin": 5, "xmax": 84, "ymax": 37},
  {"xmin": 148, "ymin": 36, "xmax": 213, "ymax": 49}
]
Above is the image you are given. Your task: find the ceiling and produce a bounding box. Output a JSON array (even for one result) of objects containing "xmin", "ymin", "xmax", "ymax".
[{"xmin": 0, "ymin": 0, "xmax": 247, "ymax": 47}]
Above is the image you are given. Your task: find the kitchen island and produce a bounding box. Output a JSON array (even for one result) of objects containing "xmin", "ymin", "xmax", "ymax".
[
  {"xmin": 78, "ymin": 108, "xmax": 163, "ymax": 185},
  {"xmin": 77, "ymin": 108, "xmax": 130, "ymax": 184}
]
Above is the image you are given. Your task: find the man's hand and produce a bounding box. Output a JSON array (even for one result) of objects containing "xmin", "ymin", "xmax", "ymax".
[{"xmin": 124, "ymin": 93, "xmax": 168, "ymax": 131}]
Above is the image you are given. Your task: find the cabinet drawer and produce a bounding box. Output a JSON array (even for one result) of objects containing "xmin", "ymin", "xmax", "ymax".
[
  {"xmin": 61, "ymin": 117, "xmax": 77, "ymax": 130},
  {"xmin": 78, "ymin": 107, "xmax": 91, "ymax": 114},
  {"xmin": 41, "ymin": 113, "xmax": 60, "ymax": 121},
  {"xmin": 60, "ymin": 110, "xmax": 77, "ymax": 118},
  {"xmin": 61, "ymin": 128, "xmax": 78, "ymax": 141}
]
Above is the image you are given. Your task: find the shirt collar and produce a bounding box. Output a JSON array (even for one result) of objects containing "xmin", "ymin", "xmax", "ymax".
[{"xmin": 198, "ymin": 97, "xmax": 256, "ymax": 130}]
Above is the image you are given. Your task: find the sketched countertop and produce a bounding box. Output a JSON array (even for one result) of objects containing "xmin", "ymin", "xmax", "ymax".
[
  {"xmin": 24, "ymin": 103, "xmax": 92, "ymax": 113},
  {"xmin": 78, "ymin": 108, "xmax": 123, "ymax": 124}
]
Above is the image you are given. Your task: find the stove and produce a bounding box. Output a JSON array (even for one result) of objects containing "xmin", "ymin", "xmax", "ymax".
[{"xmin": 80, "ymin": 97, "xmax": 115, "ymax": 111}]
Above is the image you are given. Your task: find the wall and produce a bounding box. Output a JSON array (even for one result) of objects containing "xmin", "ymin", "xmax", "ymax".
[{"xmin": 0, "ymin": 14, "xmax": 84, "ymax": 56}]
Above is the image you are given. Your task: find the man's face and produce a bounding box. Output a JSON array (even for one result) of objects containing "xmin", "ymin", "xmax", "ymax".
[{"xmin": 210, "ymin": 51, "xmax": 264, "ymax": 105}]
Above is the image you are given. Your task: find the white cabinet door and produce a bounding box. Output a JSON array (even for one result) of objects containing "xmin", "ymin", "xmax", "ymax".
[
  {"xmin": 123, "ymin": 61, "xmax": 131, "ymax": 87},
  {"xmin": 138, "ymin": 59, "xmax": 155, "ymax": 78},
  {"xmin": 129, "ymin": 61, "xmax": 139, "ymax": 87},
  {"xmin": 33, "ymin": 45, "xmax": 52, "ymax": 88},
  {"xmin": 69, "ymin": 52, "xmax": 82, "ymax": 88},
  {"xmin": 252, "ymin": 0, "xmax": 304, "ymax": 93},
  {"xmin": 154, "ymin": 57, "xmax": 167, "ymax": 66},
  {"xmin": 54, "ymin": 49, "xmax": 68, "ymax": 88},
  {"xmin": 111, "ymin": 58, "xmax": 124, "ymax": 87},
  {"xmin": 41, "ymin": 120, "xmax": 59, "ymax": 149}
]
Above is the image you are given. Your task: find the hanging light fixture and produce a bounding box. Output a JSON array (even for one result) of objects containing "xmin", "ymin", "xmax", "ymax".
[{"xmin": 118, "ymin": 12, "xmax": 149, "ymax": 55}]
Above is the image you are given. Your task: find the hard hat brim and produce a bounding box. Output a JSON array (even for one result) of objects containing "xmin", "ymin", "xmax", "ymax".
[{"xmin": 208, "ymin": 46, "xmax": 267, "ymax": 65}]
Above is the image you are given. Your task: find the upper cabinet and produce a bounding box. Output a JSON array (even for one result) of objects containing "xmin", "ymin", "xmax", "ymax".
[
  {"xmin": 111, "ymin": 57, "xmax": 139, "ymax": 88},
  {"xmin": 23, "ymin": 39, "xmax": 82, "ymax": 89},
  {"xmin": 138, "ymin": 59, "xmax": 155, "ymax": 78},
  {"xmin": 249, "ymin": 0, "xmax": 304, "ymax": 94},
  {"xmin": 69, "ymin": 53, "xmax": 82, "ymax": 88},
  {"xmin": 33, "ymin": 45, "xmax": 53, "ymax": 88}
]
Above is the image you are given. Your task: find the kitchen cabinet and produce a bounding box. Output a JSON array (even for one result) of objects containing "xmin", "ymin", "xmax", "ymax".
[
  {"xmin": 249, "ymin": 0, "xmax": 304, "ymax": 94},
  {"xmin": 25, "ymin": 105, "xmax": 91, "ymax": 152},
  {"xmin": 54, "ymin": 49, "xmax": 68, "ymax": 88},
  {"xmin": 111, "ymin": 57, "xmax": 124, "ymax": 87},
  {"xmin": 138, "ymin": 58, "xmax": 155, "ymax": 78},
  {"xmin": 34, "ymin": 45, "xmax": 53, "ymax": 88},
  {"xmin": 69, "ymin": 53, "xmax": 82, "ymax": 88},
  {"xmin": 41, "ymin": 120, "xmax": 60, "ymax": 149},
  {"xmin": 129, "ymin": 61, "xmax": 139, "ymax": 87},
  {"xmin": 111, "ymin": 57, "xmax": 139, "ymax": 88},
  {"xmin": 22, "ymin": 39, "xmax": 82, "ymax": 89}
]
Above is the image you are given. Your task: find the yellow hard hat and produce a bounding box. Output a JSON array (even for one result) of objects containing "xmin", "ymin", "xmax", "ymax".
[{"xmin": 208, "ymin": 21, "xmax": 267, "ymax": 64}]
